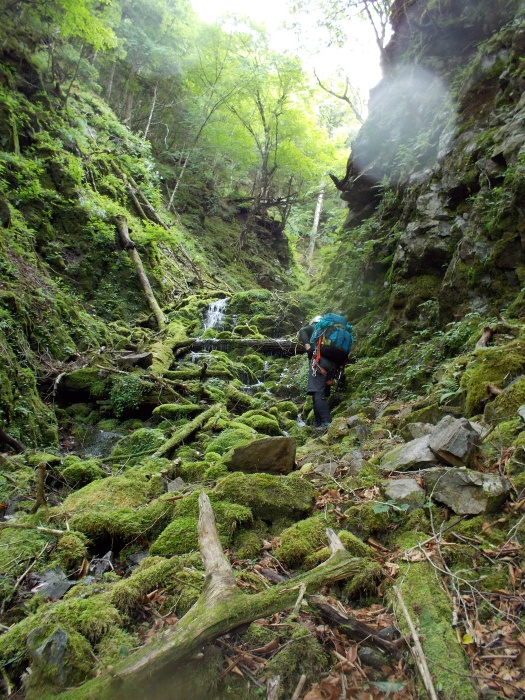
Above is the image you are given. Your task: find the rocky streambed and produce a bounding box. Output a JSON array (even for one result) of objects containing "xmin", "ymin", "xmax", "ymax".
[{"xmin": 1, "ymin": 294, "xmax": 525, "ymax": 699}]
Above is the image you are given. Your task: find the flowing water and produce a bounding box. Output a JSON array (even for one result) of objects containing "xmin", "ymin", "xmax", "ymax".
[{"xmin": 202, "ymin": 298, "xmax": 229, "ymax": 331}]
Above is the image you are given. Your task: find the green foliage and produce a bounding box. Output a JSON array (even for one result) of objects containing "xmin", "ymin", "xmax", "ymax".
[{"xmin": 109, "ymin": 374, "xmax": 147, "ymax": 418}]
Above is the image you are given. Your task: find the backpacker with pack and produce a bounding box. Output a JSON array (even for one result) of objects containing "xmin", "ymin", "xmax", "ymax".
[{"xmin": 310, "ymin": 313, "xmax": 354, "ymax": 365}]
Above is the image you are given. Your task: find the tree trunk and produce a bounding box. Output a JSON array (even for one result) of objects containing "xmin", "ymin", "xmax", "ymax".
[
  {"xmin": 105, "ymin": 61, "xmax": 116, "ymax": 101},
  {"xmin": 307, "ymin": 186, "xmax": 324, "ymax": 275},
  {"xmin": 113, "ymin": 216, "xmax": 165, "ymax": 330},
  {"xmin": 60, "ymin": 495, "xmax": 363, "ymax": 699},
  {"xmin": 143, "ymin": 83, "xmax": 158, "ymax": 140}
]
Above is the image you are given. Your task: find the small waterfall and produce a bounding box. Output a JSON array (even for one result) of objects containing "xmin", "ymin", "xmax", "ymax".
[{"xmin": 203, "ymin": 298, "xmax": 229, "ymax": 331}]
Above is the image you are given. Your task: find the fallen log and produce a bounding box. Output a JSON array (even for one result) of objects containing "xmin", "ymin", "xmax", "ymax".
[
  {"xmin": 114, "ymin": 216, "xmax": 165, "ymax": 330},
  {"xmin": 60, "ymin": 494, "xmax": 363, "ymax": 699},
  {"xmin": 152, "ymin": 404, "xmax": 222, "ymax": 458},
  {"xmin": 0, "ymin": 428, "xmax": 25, "ymax": 453},
  {"xmin": 176, "ymin": 337, "xmax": 306, "ymax": 358}
]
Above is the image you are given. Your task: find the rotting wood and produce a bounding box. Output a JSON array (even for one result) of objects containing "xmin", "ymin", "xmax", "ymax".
[
  {"xmin": 393, "ymin": 585, "xmax": 439, "ymax": 700},
  {"xmin": 59, "ymin": 495, "xmax": 363, "ymax": 699},
  {"xmin": 114, "ymin": 215, "xmax": 165, "ymax": 330},
  {"xmin": 308, "ymin": 595, "xmax": 401, "ymax": 658},
  {"xmin": 486, "ymin": 382, "xmax": 503, "ymax": 397},
  {"xmin": 152, "ymin": 404, "xmax": 222, "ymax": 458},
  {"xmin": 476, "ymin": 326, "xmax": 494, "ymax": 347},
  {"xmin": 176, "ymin": 337, "xmax": 306, "ymax": 358}
]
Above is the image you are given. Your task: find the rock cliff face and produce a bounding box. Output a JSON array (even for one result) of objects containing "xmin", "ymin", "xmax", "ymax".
[{"xmin": 329, "ymin": 0, "xmax": 525, "ymax": 333}]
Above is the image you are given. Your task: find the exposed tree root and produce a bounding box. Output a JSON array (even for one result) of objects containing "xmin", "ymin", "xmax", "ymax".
[
  {"xmin": 61, "ymin": 494, "xmax": 363, "ymax": 699},
  {"xmin": 152, "ymin": 404, "xmax": 222, "ymax": 458}
]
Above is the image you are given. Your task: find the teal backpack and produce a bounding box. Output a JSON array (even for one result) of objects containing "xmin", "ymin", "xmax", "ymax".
[{"xmin": 310, "ymin": 313, "xmax": 354, "ymax": 364}]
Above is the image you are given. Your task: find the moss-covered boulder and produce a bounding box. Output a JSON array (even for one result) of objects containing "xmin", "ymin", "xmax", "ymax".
[
  {"xmin": 222, "ymin": 435, "xmax": 296, "ymax": 474},
  {"xmin": 484, "ymin": 376, "xmax": 525, "ymax": 423},
  {"xmin": 274, "ymin": 513, "xmax": 337, "ymax": 567},
  {"xmin": 213, "ymin": 472, "xmax": 315, "ymax": 522},
  {"xmin": 460, "ymin": 341, "xmax": 525, "ymax": 416},
  {"xmin": 109, "ymin": 428, "xmax": 166, "ymax": 467},
  {"xmin": 59, "ymin": 456, "xmax": 106, "ymax": 487}
]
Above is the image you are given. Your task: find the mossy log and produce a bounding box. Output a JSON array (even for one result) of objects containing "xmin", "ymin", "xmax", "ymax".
[
  {"xmin": 114, "ymin": 216, "xmax": 165, "ymax": 331},
  {"xmin": 176, "ymin": 338, "xmax": 306, "ymax": 358},
  {"xmin": 152, "ymin": 404, "xmax": 222, "ymax": 458},
  {"xmin": 393, "ymin": 563, "xmax": 477, "ymax": 700},
  {"xmin": 60, "ymin": 495, "xmax": 362, "ymax": 699}
]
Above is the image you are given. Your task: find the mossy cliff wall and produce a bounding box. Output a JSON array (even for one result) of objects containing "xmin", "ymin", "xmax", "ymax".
[
  {"xmin": 0, "ymin": 44, "xmax": 299, "ymax": 446},
  {"xmin": 322, "ymin": 0, "xmax": 525, "ymax": 341}
]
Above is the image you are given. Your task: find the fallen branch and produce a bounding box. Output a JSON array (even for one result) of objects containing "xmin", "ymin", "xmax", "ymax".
[
  {"xmin": 476, "ymin": 326, "xmax": 494, "ymax": 348},
  {"xmin": 0, "ymin": 428, "xmax": 25, "ymax": 453},
  {"xmin": 308, "ymin": 595, "xmax": 401, "ymax": 658},
  {"xmin": 60, "ymin": 495, "xmax": 363, "ymax": 698},
  {"xmin": 393, "ymin": 585, "xmax": 439, "ymax": 700},
  {"xmin": 152, "ymin": 404, "xmax": 222, "ymax": 458},
  {"xmin": 0, "ymin": 522, "xmax": 66, "ymax": 535},
  {"xmin": 114, "ymin": 215, "xmax": 165, "ymax": 330}
]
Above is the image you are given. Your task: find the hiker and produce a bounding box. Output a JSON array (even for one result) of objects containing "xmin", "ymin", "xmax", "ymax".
[{"xmin": 298, "ymin": 314, "xmax": 354, "ymax": 430}]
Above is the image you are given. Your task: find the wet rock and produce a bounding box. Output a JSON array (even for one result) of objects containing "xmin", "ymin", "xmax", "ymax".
[
  {"xmin": 428, "ymin": 415, "xmax": 481, "ymax": 467},
  {"xmin": 30, "ymin": 568, "xmax": 76, "ymax": 600},
  {"xmin": 379, "ymin": 435, "xmax": 438, "ymax": 472},
  {"xmin": 222, "ymin": 436, "xmax": 296, "ymax": 474},
  {"xmin": 383, "ymin": 478, "xmax": 426, "ymax": 511},
  {"xmin": 421, "ymin": 467, "xmax": 511, "ymax": 514},
  {"xmin": 400, "ymin": 422, "xmax": 434, "ymax": 441}
]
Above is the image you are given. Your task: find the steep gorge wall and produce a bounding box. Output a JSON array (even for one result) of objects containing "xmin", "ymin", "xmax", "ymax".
[
  {"xmin": 0, "ymin": 46, "xmax": 299, "ymax": 448},
  {"xmin": 325, "ymin": 0, "xmax": 525, "ymax": 343}
]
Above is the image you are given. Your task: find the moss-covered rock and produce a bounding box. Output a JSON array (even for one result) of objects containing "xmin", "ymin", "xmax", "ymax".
[
  {"xmin": 54, "ymin": 532, "xmax": 89, "ymax": 571},
  {"xmin": 344, "ymin": 501, "xmax": 392, "ymax": 538},
  {"xmin": 204, "ymin": 427, "xmax": 255, "ymax": 455},
  {"xmin": 461, "ymin": 341, "xmax": 525, "ymax": 416},
  {"xmin": 109, "ymin": 428, "xmax": 166, "ymax": 467},
  {"xmin": 484, "ymin": 376, "xmax": 525, "ymax": 423},
  {"xmin": 149, "ymin": 516, "xmax": 199, "ymax": 556},
  {"xmin": 213, "ymin": 472, "xmax": 315, "ymax": 522},
  {"xmin": 264, "ymin": 624, "xmax": 330, "ymax": 696},
  {"xmin": 59, "ymin": 456, "xmax": 106, "ymax": 487},
  {"xmin": 274, "ymin": 513, "xmax": 337, "ymax": 567}
]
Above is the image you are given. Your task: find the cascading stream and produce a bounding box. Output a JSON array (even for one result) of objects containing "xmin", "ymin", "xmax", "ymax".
[{"xmin": 202, "ymin": 298, "xmax": 229, "ymax": 331}]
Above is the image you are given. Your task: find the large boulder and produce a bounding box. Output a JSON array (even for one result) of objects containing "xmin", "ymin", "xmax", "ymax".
[
  {"xmin": 222, "ymin": 436, "xmax": 296, "ymax": 474},
  {"xmin": 379, "ymin": 435, "xmax": 438, "ymax": 472},
  {"xmin": 428, "ymin": 415, "xmax": 481, "ymax": 467},
  {"xmin": 421, "ymin": 467, "xmax": 511, "ymax": 515}
]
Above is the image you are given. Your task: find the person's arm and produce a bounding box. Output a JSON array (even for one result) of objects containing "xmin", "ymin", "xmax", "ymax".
[{"xmin": 298, "ymin": 325, "xmax": 314, "ymax": 354}]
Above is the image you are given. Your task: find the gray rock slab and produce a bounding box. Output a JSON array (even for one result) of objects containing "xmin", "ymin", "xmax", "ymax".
[
  {"xmin": 400, "ymin": 422, "xmax": 435, "ymax": 441},
  {"xmin": 379, "ymin": 435, "xmax": 438, "ymax": 472},
  {"xmin": 313, "ymin": 462, "xmax": 339, "ymax": 477},
  {"xmin": 421, "ymin": 467, "xmax": 511, "ymax": 515},
  {"xmin": 428, "ymin": 416, "xmax": 481, "ymax": 467},
  {"xmin": 383, "ymin": 478, "xmax": 426, "ymax": 511},
  {"xmin": 30, "ymin": 568, "xmax": 76, "ymax": 600},
  {"xmin": 167, "ymin": 477, "xmax": 186, "ymax": 492},
  {"xmin": 341, "ymin": 450, "xmax": 366, "ymax": 474},
  {"xmin": 223, "ymin": 436, "xmax": 296, "ymax": 474}
]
